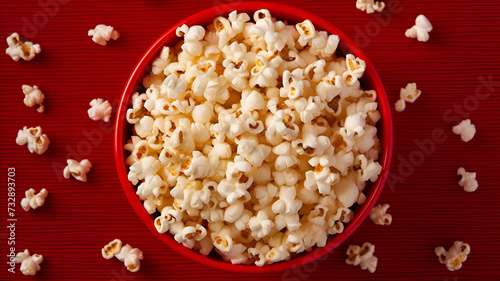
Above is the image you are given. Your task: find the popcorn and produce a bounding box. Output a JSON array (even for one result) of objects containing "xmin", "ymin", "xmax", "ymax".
[
  {"xmin": 102, "ymin": 239, "xmax": 123, "ymax": 259},
  {"xmin": 395, "ymin": 83, "xmax": 421, "ymax": 112},
  {"xmin": 124, "ymin": 10, "xmax": 383, "ymax": 266},
  {"xmin": 16, "ymin": 126, "xmax": 50, "ymax": 155},
  {"xmin": 88, "ymin": 98, "xmax": 112, "ymax": 122},
  {"xmin": 5, "ymin": 32, "xmax": 41, "ymax": 61},
  {"xmin": 63, "ymin": 159, "xmax": 92, "ymax": 182},
  {"xmin": 21, "ymin": 188, "xmax": 48, "ymax": 212},
  {"xmin": 435, "ymin": 241, "xmax": 470, "ymax": 271},
  {"xmin": 346, "ymin": 242, "xmax": 378, "ymax": 273},
  {"xmin": 405, "ymin": 15, "xmax": 433, "ymax": 42},
  {"xmin": 22, "ymin": 85, "xmax": 45, "ymax": 113},
  {"xmin": 88, "ymin": 24, "xmax": 120, "ymax": 46},
  {"xmin": 116, "ymin": 244, "xmax": 144, "ymax": 272},
  {"xmin": 356, "ymin": 0, "xmax": 385, "ymax": 14},
  {"xmin": 452, "ymin": 119, "xmax": 476, "ymax": 142},
  {"xmin": 369, "ymin": 204, "xmax": 392, "ymax": 225},
  {"xmin": 457, "ymin": 167, "xmax": 478, "ymax": 192},
  {"xmin": 15, "ymin": 249, "xmax": 43, "ymax": 276},
  {"xmin": 296, "ymin": 20, "xmax": 315, "ymax": 47}
]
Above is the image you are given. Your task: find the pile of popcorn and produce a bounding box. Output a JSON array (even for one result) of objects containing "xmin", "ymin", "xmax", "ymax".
[{"xmin": 124, "ymin": 9, "xmax": 383, "ymax": 266}]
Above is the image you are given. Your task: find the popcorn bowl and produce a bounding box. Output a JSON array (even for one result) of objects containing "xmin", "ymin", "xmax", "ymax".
[{"xmin": 114, "ymin": 2, "xmax": 393, "ymax": 273}]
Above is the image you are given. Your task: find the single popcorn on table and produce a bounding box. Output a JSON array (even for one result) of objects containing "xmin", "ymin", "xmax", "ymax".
[
  {"xmin": 346, "ymin": 242, "xmax": 378, "ymax": 273},
  {"xmin": 452, "ymin": 119, "xmax": 476, "ymax": 142},
  {"xmin": 15, "ymin": 249, "xmax": 43, "ymax": 276},
  {"xmin": 123, "ymin": 9, "xmax": 385, "ymax": 266},
  {"xmin": 435, "ymin": 241, "xmax": 470, "ymax": 271},
  {"xmin": 16, "ymin": 126, "xmax": 50, "ymax": 155},
  {"xmin": 88, "ymin": 98, "xmax": 112, "ymax": 122},
  {"xmin": 395, "ymin": 83, "xmax": 421, "ymax": 112},
  {"xmin": 21, "ymin": 188, "xmax": 48, "ymax": 212},
  {"xmin": 88, "ymin": 24, "xmax": 120, "ymax": 46},
  {"xmin": 405, "ymin": 14, "xmax": 433, "ymax": 42},
  {"xmin": 356, "ymin": 0, "xmax": 385, "ymax": 14},
  {"xmin": 102, "ymin": 239, "xmax": 123, "ymax": 259},
  {"xmin": 369, "ymin": 203, "xmax": 392, "ymax": 225},
  {"xmin": 116, "ymin": 244, "xmax": 144, "ymax": 272},
  {"xmin": 5, "ymin": 32, "xmax": 41, "ymax": 61},
  {"xmin": 63, "ymin": 159, "xmax": 92, "ymax": 182},
  {"xmin": 22, "ymin": 85, "xmax": 45, "ymax": 113},
  {"xmin": 457, "ymin": 167, "xmax": 478, "ymax": 192}
]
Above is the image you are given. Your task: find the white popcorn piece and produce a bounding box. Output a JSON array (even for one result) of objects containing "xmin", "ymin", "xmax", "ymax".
[
  {"xmin": 228, "ymin": 11, "xmax": 251, "ymax": 35},
  {"xmin": 250, "ymin": 55, "xmax": 278, "ymax": 88},
  {"xmin": 88, "ymin": 98, "xmax": 112, "ymax": 122},
  {"xmin": 236, "ymin": 133, "xmax": 271, "ymax": 167},
  {"xmin": 452, "ymin": 119, "xmax": 476, "ymax": 142},
  {"xmin": 272, "ymin": 185, "xmax": 302, "ymax": 216},
  {"xmin": 102, "ymin": 239, "xmax": 123, "ymax": 259},
  {"xmin": 16, "ymin": 126, "xmax": 50, "ymax": 155},
  {"xmin": 345, "ymin": 54, "xmax": 366, "ymax": 79},
  {"xmin": 116, "ymin": 244, "xmax": 144, "ymax": 272},
  {"xmin": 22, "ymin": 85, "xmax": 45, "ymax": 113},
  {"xmin": 249, "ymin": 210, "xmax": 275, "ymax": 239},
  {"xmin": 176, "ymin": 24, "xmax": 205, "ymax": 56},
  {"xmin": 63, "ymin": 159, "xmax": 92, "ymax": 182},
  {"xmin": 369, "ymin": 204, "xmax": 392, "ymax": 225},
  {"xmin": 20, "ymin": 188, "xmax": 48, "ymax": 212},
  {"xmin": 405, "ymin": 15, "xmax": 433, "ymax": 42},
  {"xmin": 274, "ymin": 109, "xmax": 300, "ymax": 141},
  {"xmin": 304, "ymin": 165, "xmax": 340, "ymax": 195},
  {"xmin": 435, "ymin": 241, "xmax": 470, "ymax": 271},
  {"xmin": 88, "ymin": 24, "xmax": 120, "ymax": 46},
  {"xmin": 346, "ymin": 242, "xmax": 378, "ymax": 273},
  {"xmin": 155, "ymin": 206, "xmax": 183, "ymax": 233},
  {"xmin": 174, "ymin": 225, "xmax": 208, "ymax": 249},
  {"xmin": 333, "ymin": 178, "xmax": 358, "ymax": 208},
  {"xmin": 5, "ymin": 32, "xmax": 41, "ymax": 61},
  {"xmin": 356, "ymin": 0, "xmax": 385, "ymax": 14},
  {"xmin": 128, "ymin": 156, "xmax": 160, "ymax": 185},
  {"xmin": 457, "ymin": 167, "xmax": 478, "ymax": 192},
  {"xmin": 355, "ymin": 154, "xmax": 382, "ymax": 182},
  {"xmin": 395, "ymin": 83, "xmax": 421, "ymax": 112},
  {"xmin": 15, "ymin": 249, "xmax": 43, "ymax": 276},
  {"xmin": 296, "ymin": 20, "xmax": 315, "ymax": 47},
  {"xmin": 152, "ymin": 46, "xmax": 170, "ymax": 75}
]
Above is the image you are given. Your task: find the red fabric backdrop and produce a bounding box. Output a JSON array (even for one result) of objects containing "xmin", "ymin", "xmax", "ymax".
[{"xmin": 1, "ymin": 0, "xmax": 499, "ymax": 280}]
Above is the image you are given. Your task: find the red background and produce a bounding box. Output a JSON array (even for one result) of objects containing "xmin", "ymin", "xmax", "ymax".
[{"xmin": 1, "ymin": 0, "xmax": 499, "ymax": 280}]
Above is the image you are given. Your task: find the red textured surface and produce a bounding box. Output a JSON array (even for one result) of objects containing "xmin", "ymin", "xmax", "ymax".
[{"xmin": 1, "ymin": 0, "xmax": 499, "ymax": 280}]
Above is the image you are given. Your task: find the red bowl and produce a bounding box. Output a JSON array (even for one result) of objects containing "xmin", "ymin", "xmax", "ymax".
[{"xmin": 114, "ymin": 1, "xmax": 393, "ymax": 273}]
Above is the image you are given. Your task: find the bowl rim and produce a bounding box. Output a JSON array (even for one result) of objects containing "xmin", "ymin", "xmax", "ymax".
[{"xmin": 114, "ymin": 1, "xmax": 393, "ymax": 274}]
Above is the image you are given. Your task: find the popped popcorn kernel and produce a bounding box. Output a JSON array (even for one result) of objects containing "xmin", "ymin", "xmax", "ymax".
[
  {"xmin": 21, "ymin": 188, "xmax": 48, "ymax": 212},
  {"xmin": 63, "ymin": 159, "xmax": 92, "ymax": 182},
  {"xmin": 369, "ymin": 203, "xmax": 392, "ymax": 225},
  {"xmin": 124, "ymin": 9, "xmax": 384, "ymax": 266},
  {"xmin": 15, "ymin": 249, "xmax": 43, "ymax": 276},
  {"xmin": 116, "ymin": 244, "xmax": 144, "ymax": 272},
  {"xmin": 88, "ymin": 24, "xmax": 120, "ymax": 46},
  {"xmin": 452, "ymin": 119, "xmax": 476, "ymax": 142},
  {"xmin": 22, "ymin": 85, "xmax": 45, "ymax": 113},
  {"xmin": 395, "ymin": 83, "xmax": 421, "ymax": 112},
  {"xmin": 102, "ymin": 239, "xmax": 123, "ymax": 259},
  {"xmin": 435, "ymin": 241, "xmax": 470, "ymax": 271},
  {"xmin": 405, "ymin": 15, "xmax": 433, "ymax": 42},
  {"xmin": 5, "ymin": 32, "xmax": 41, "ymax": 61},
  {"xmin": 356, "ymin": 0, "xmax": 385, "ymax": 14},
  {"xmin": 346, "ymin": 242, "xmax": 377, "ymax": 273},
  {"xmin": 457, "ymin": 167, "xmax": 478, "ymax": 192},
  {"xmin": 16, "ymin": 126, "xmax": 50, "ymax": 155},
  {"xmin": 88, "ymin": 98, "xmax": 112, "ymax": 122}
]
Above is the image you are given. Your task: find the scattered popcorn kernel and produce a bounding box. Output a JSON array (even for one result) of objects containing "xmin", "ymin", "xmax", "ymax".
[
  {"xmin": 15, "ymin": 249, "xmax": 43, "ymax": 276},
  {"xmin": 369, "ymin": 203, "xmax": 392, "ymax": 225},
  {"xmin": 22, "ymin": 85, "xmax": 45, "ymax": 113},
  {"xmin": 452, "ymin": 119, "xmax": 476, "ymax": 142},
  {"xmin": 88, "ymin": 24, "xmax": 120, "ymax": 46},
  {"xmin": 116, "ymin": 244, "xmax": 144, "ymax": 272},
  {"xmin": 102, "ymin": 239, "xmax": 123, "ymax": 259},
  {"xmin": 5, "ymin": 32, "xmax": 41, "ymax": 61},
  {"xmin": 346, "ymin": 242, "xmax": 377, "ymax": 273},
  {"xmin": 395, "ymin": 83, "xmax": 421, "ymax": 112},
  {"xmin": 21, "ymin": 188, "xmax": 48, "ymax": 212},
  {"xmin": 435, "ymin": 241, "xmax": 470, "ymax": 271},
  {"xmin": 124, "ymin": 9, "xmax": 384, "ymax": 266},
  {"xmin": 356, "ymin": 0, "xmax": 385, "ymax": 14},
  {"xmin": 63, "ymin": 159, "xmax": 92, "ymax": 182},
  {"xmin": 405, "ymin": 15, "xmax": 433, "ymax": 42},
  {"xmin": 16, "ymin": 126, "xmax": 50, "ymax": 155},
  {"xmin": 88, "ymin": 98, "xmax": 112, "ymax": 122},
  {"xmin": 457, "ymin": 167, "xmax": 478, "ymax": 192}
]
